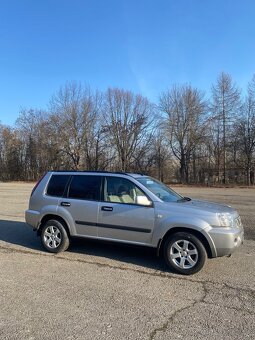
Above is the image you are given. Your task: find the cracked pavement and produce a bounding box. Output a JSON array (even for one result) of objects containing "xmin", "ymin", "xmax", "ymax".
[{"xmin": 0, "ymin": 183, "xmax": 255, "ymax": 339}]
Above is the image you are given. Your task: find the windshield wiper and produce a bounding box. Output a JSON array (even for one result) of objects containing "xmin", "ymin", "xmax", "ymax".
[{"xmin": 177, "ymin": 196, "xmax": 192, "ymax": 202}]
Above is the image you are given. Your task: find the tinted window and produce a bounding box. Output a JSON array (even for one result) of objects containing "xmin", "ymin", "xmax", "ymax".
[
  {"xmin": 47, "ymin": 175, "xmax": 70, "ymax": 197},
  {"xmin": 68, "ymin": 175, "xmax": 101, "ymax": 201}
]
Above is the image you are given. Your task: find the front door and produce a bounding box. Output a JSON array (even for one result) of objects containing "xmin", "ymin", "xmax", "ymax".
[{"xmin": 98, "ymin": 176, "xmax": 155, "ymax": 244}]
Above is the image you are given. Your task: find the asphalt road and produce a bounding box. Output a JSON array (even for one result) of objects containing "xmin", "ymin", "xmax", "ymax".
[{"xmin": 0, "ymin": 183, "xmax": 254, "ymax": 340}]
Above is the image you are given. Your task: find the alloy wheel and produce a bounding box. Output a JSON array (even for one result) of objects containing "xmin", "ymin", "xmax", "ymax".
[
  {"xmin": 170, "ymin": 239, "xmax": 198, "ymax": 269},
  {"xmin": 43, "ymin": 225, "xmax": 62, "ymax": 249}
]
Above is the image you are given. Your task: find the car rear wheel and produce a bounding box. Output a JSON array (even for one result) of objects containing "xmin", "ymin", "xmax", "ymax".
[
  {"xmin": 163, "ymin": 232, "xmax": 207, "ymax": 275},
  {"xmin": 41, "ymin": 219, "xmax": 70, "ymax": 253}
]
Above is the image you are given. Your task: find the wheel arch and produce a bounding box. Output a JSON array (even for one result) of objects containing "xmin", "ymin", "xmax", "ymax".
[
  {"xmin": 38, "ymin": 214, "xmax": 71, "ymax": 237},
  {"xmin": 157, "ymin": 227, "xmax": 214, "ymax": 258}
]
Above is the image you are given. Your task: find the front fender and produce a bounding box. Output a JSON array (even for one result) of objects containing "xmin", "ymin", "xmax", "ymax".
[{"xmin": 152, "ymin": 216, "xmax": 216, "ymax": 257}]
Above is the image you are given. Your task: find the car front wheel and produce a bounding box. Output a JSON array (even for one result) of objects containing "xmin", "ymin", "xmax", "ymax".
[
  {"xmin": 163, "ymin": 232, "xmax": 207, "ymax": 275},
  {"xmin": 41, "ymin": 219, "xmax": 70, "ymax": 253}
]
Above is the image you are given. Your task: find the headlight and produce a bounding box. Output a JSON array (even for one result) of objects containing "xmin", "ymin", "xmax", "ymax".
[{"xmin": 217, "ymin": 213, "xmax": 235, "ymax": 227}]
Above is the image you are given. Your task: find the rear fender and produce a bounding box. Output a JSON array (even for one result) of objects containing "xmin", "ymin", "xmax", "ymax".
[{"xmin": 39, "ymin": 205, "xmax": 76, "ymax": 236}]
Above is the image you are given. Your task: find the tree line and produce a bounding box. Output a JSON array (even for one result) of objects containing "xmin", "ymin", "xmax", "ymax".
[{"xmin": 0, "ymin": 72, "xmax": 255, "ymax": 185}]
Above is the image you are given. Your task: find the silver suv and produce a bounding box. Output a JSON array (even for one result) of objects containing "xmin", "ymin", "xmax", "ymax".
[{"xmin": 25, "ymin": 171, "xmax": 244, "ymax": 275}]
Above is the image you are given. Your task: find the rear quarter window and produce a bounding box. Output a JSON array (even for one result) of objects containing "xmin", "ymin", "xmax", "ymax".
[{"xmin": 46, "ymin": 175, "xmax": 70, "ymax": 197}]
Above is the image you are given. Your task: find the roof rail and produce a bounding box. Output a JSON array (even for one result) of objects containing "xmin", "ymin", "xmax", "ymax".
[
  {"xmin": 49, "ymin": 170, "xmax": 145, "ymax": 176},
  {"xmin": 50, "ymin": 170, "xmax": 109, "ymax": 173}
]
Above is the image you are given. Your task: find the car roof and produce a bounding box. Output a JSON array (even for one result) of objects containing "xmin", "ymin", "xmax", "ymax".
[{"xmin": 49, "ymin": 170, "xmax": 147, "ymax": 179}]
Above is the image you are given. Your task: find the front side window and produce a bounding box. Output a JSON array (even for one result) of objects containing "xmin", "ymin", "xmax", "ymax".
[
  {"xmin": 137, "ymin": 177, "xmax": 182, "ymax": 202},
  {"xmin": 68, "ymin": 175, "xmax": 102, "ymax": 201},
  {"xmin": 105, "ymin": 177, "xmax": 149, "ymax": 205}
]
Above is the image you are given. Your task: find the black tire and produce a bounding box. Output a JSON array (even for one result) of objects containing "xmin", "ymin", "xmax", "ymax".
[
  {"xmin": 163, "ymin": 232, "xmax": 207, "ymax": 275},
  {"xmin": 41, "ymin": 219, "xmax": 70, "ymax": 253}
]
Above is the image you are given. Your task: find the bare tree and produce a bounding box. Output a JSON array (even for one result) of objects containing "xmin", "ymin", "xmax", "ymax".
[
  {"xmin": 0, "ymin": 126, "xmax": 23, "ymax": 180},
  {"xmin": 211, "ymin": 72, "xmax": 240, "ymax": 183},
  {"xmin": 159, "ymin": 85, "xmax": 208, "ymax": 183},
  {"xmin": 16, "ymin": 109, "xmax": 54, "ymax": 180},
  {"xmin": 49, "ymin": 82, "xmax": 104, "ymax": 170},
  {"xmin": 234, "ymin": 76, "xmax": 255, "ymax": 185},
  {"xmin": 104, "ymin": 88, "xmax": 154, "ymax": 172},
  {"xmin": 149, "ymin": 131, "xmax": 170, "ymax": 181},
  {"xmin": 82, "ymin": 91, "xmax": 111, "ymax": 170},
  {"xmin": 1, "ymin": 75, "xmax": 255, "ymax": 185}
]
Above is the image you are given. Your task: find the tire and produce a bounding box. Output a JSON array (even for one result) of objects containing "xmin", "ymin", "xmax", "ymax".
[
  {"xmin": 41, "ymin": 219, "xmax": 70, "ymax": 253},
  {"xmin": 163, "ymin": 232, "xmax": 207, "ymax": 275}
]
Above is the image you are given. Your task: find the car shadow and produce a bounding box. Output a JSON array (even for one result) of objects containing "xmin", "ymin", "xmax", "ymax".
[
  {"xmin": 0, "ymin": 219, "xmax": 167, "ymax": 271},
  {"xmin": 0, "ymin": 219, "xmax": 44, "ymax": 251}
]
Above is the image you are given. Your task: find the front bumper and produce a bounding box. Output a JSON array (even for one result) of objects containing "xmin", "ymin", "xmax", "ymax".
[{"xmin": 208, "ymin": 225, "xmax": 244, "ymax": 257}]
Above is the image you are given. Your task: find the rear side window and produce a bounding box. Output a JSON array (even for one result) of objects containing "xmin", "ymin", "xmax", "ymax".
[
  {"xmin": 68, "ymin": 175, "xmax": 102, "ymax": 201},
  {"xmin": 47, "ymin": 175, "xmax": 70, "ymax": 197}
]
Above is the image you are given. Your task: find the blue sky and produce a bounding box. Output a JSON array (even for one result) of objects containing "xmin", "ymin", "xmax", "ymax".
[{"xmin": 0, "ymin": 0, "xmax": 255, "ymax": 126}]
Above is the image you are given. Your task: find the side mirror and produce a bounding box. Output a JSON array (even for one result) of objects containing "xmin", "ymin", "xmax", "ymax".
[{"xmin": 136, "ymin": 195, "xmax": 152, "ymax": 207}]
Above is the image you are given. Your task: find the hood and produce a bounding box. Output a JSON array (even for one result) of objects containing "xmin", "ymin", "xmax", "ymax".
[
  {"xmin": 156, "ymin": 199, "xmax": 236, "ymax": 217},
  {"xmin": 182, "ymin": 199, "xmax": 234, "ymax": 214},
  {"xmin": 155, "ymin": 198, "xmax": 238, "ymax": 228}
]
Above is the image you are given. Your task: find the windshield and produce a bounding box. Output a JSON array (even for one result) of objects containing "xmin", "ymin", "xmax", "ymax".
[{"xmin": 137, "ymin": 177, "xmax": 183, "ymax": 202}]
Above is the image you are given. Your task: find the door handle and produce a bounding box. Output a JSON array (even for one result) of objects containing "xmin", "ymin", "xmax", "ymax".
[
  {"xmin": 61, "ymin": 202, "xmax": 71, "ymax": 207},
  {"xmin": 101, "ymin": 206, "xmax": 113, "ymax": 211}
]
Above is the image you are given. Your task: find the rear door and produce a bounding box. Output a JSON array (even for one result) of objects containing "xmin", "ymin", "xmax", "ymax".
[
  {"xmin": 60, "ymin": 175, "xmax": 102, "ymax": 237},
  {"xmin": 98, "ymin": 176, "xmax": 155, "ymax": 244}
]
